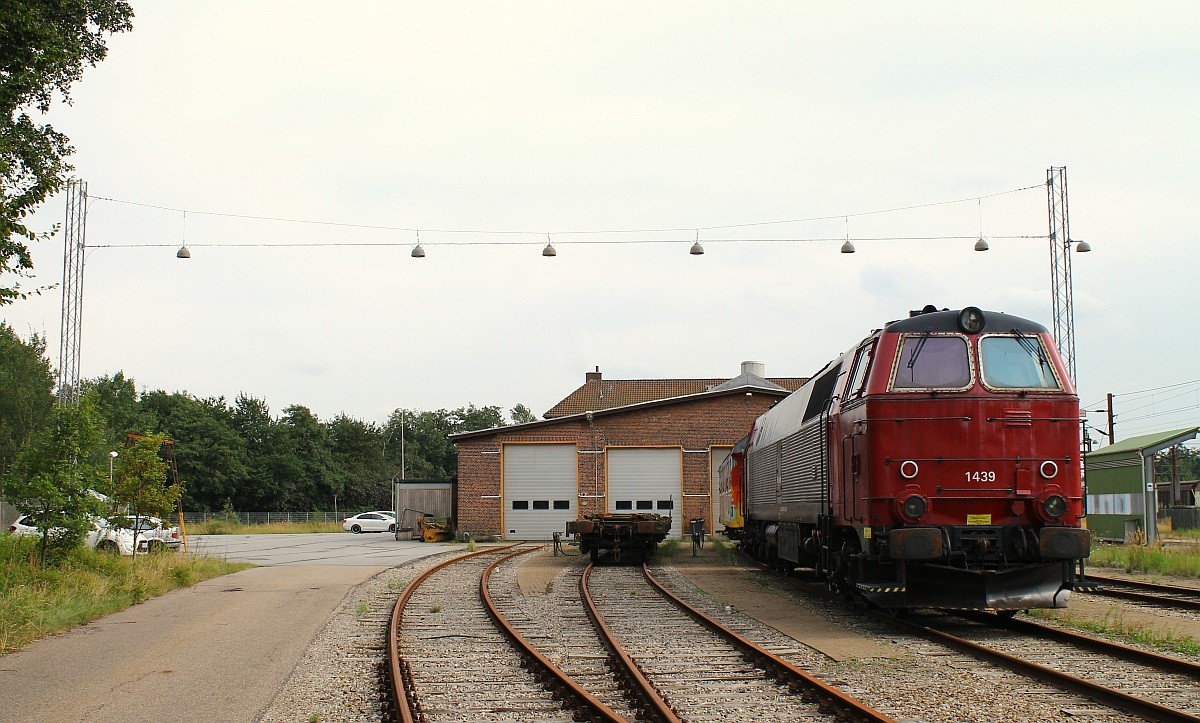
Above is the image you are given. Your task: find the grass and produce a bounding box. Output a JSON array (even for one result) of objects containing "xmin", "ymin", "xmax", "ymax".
[
  {"xmin": 0, "ymin": 534, "xmax": 251, "ymax": 654},
  {"xmin": 1088, "ymin": 540, "xmax": 1200, "ymax": 578},
  {"xmin": 186, "ymin": 519, "xmax": 342, "ymax": 535},
  {"xmin": 1025, "ymin": 606, "xmax": 1200, "ymax": 656}
]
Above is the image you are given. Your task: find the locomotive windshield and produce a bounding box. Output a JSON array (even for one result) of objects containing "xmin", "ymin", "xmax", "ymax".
[
  {"xmin": 980, "ymin": 335, "xmax": 1062, "ymax": 389},
  {"xmin": 892, "ymin": 334, "xmax": 971, "ymax": 390}
]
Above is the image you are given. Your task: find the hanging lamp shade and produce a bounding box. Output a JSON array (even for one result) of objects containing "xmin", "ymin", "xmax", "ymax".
[
  {"xmin": 690, "ymin": 241, "xmax": 704, "ymax": 255},
  {"xmin": 840, "ymin": 240, "xmax": 856, "ymax": 254},
  {"xmin": 542, "ymin": 242, "xmax": 556, "ymax": 257},
  {"xmin": 176, "ymin": 245, "xmax": 191, "ymax": 259},
  {"xmin": 974, "ymin": 236, "xmax": 989, "ymax": 251},
  {"xmin": 1075, "ymin": 239, "xmax": 1091, "ymax": 252},
  {"xmin": 411, "ymin": 244, "xmax": 425, "ymax": 258}
]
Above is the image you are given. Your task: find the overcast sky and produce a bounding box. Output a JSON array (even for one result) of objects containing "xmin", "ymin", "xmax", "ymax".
[{"xmin": 4, "ymin": 2, "xmax": 1198, "ymax": 447}]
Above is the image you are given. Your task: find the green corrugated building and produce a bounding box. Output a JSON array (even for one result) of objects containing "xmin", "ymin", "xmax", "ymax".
[{"xmin": 1084, "ymin": 427, "xmax": 1198, "ymax": 543}]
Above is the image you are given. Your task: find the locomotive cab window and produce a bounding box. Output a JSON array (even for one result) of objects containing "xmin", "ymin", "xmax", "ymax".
[
  {"xmin": 846, "ymin": 341, "xmax": 876, "ymax": 399},
  {"xmin": 979, "ymin": 335, "xmax": 1062, "ymax": 390},
  {"xmin": 890, "ymin": 334, "xmax": 973, "ymax": 391}
]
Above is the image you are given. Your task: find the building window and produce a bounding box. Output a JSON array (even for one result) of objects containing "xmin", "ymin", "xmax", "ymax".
[
  {"xmin": 656, "ymin": 500, "xmax": 673, "ymax": 510},
  {"xmin": 511, "ymin": 501, "xmax": 529, "ymax": 510},
  {"xmin": 532, "ymin": 500, "xmax": 550, "ymax": 510},
  {"xmin": 615, "ymin": 500, "xmax": 633, "ymax": 510},
  {"xmin": 553, "ymin": 500, "xmax": 570, "ymax": 510},
  {"xmin": 636, "ymin": 500, "xmax": 653, "ymax": 510}
]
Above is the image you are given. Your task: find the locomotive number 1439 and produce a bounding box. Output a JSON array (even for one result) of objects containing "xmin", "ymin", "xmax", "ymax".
[{"xmin": 964, "ymin": 470, "xmax": 996, "ymax": 482}]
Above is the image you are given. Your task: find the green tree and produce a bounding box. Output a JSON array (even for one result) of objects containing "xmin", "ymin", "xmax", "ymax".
[
  {"xmin": 107, "ymin": 432, "xmax": 179, "ymax": 557},
  {"xmin": 1, "ymin": 1, "xmax": 135, "ymax": 304},
  {"xmin": 277, "ymin": 404, "xmax": 338, "ymax": 510},
  {"xmin": 0, "ymin": 321, "xmax": 55, "ymax": 476},
  {"xmin": 80, "ymin": 371, "xmax": 155, "ymax": 451},
  {"xmin": 4, "ymin": 395, "xmax": 107, "ymax": 564},
  {"xmin": 230, "ymin": 393, "xmax": 286, "ymax": 510},
  {"xmin": 509, "ymin": 403, "xmax": 537, "ymax": 425},
  {"xmin": 139, "ymin": 391, "xmax": 247, "ymax": 512},
  {"xmin": 387, "ymin": 405, "xmax": 505, "ymax": 480},
  {"xmin": 326, "ymin": 414, "xmax": 386, "ymax": 510}
]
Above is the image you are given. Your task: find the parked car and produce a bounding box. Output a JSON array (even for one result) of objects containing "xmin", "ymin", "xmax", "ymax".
[
  {"xmin": 342, "ymin": 512, "xmax": 397, "ymax": 533},
  {"xmin": 9, "ymin": 513, "xmax": 137, "ymax": 555},
  {"xmin": 124, "ymin": 515, "xmax": 182, "ymax": 552}
]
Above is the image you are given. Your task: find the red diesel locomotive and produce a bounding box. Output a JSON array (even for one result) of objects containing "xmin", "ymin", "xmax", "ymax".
[{"xmin": 719, "ymin": 306, "xmax": 1091, "ymax": 611}]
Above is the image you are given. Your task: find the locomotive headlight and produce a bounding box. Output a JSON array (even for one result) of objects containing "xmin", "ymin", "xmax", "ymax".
[
  {"xmin": 1039, "ymin": 460, "xmax": 1059, "ymax": 479},
  {"xmin": 1042, "ymin": 494, "xmax": 1067, "ymax": 519},
  {"xmin": 957, "ymin": 306, "xmax": 986, "ymax": 334},
  {"xmin": 902, "ymin": 495, "xmax": 927, "ymax": 519},
  {"xmin": 895, "ymin": 493, "xmax": 929, "ymax": 523}
]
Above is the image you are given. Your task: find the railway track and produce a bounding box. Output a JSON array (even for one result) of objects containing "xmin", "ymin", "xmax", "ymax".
[
  {"xmin": 386, "ymin": 544, "xmax": 623, "ymax": 723},
  {"xmin": 583, "ymin": 562, "xmax": 895, "ymax": 723},
  {"xmin": 387, "ymin": 545, "xmax": 890, "ymax": 722},
  {"xmin": 880, "ymin": 609, "xmax": 1200, "ymax": 722},
  {"xmin": 1084, "ymin": 573, "xmax": 1200, "ymax": 612}
]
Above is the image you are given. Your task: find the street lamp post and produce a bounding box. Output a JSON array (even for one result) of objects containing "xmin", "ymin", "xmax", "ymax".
[{"xmin": 108, "ymin": 451, "xmax": 118, "ymax": 486}]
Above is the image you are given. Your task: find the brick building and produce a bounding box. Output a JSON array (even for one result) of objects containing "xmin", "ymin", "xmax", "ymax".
[{"xmin": 450, "ymin": 363, "xmax": 805, "ymax": 540}]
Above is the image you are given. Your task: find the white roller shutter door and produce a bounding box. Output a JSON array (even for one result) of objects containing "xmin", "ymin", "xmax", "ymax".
[
  {"xmin": 503, "ymin": 443, "xmax": 577, "ymax": 540},
  {"xmin": 606, "ymin": 447, "xmax": 683, "ymax": 538}
]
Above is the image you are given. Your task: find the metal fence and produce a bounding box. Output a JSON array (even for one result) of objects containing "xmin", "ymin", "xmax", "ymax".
[{"xmin": 182, "ymin": 511, "xmax": 345, "ymax": 525}]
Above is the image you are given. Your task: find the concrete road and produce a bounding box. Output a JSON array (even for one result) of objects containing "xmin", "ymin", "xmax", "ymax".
[
  {"xmin": 186, "ymin": 531, "xmax": 456, "ymax": 567},
  {"xmin": 0, "ymin": 533, "xmax": 451, "ymax": 722}
]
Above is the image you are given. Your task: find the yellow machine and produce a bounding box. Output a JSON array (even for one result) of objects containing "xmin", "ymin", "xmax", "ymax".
[{"xmin": 418, "ymin": 514, "xmax": 453, "ymax": 543}]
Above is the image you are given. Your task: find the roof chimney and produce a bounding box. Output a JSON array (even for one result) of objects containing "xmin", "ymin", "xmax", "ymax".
[
  {"xmin": 740, "ymin": 361, "xmax": 765, "ymax": 378},
  {"xmin": 585, "ymin": 366, "xmax": 602, "ymax": 382}
]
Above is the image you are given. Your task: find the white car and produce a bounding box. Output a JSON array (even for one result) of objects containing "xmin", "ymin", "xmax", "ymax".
[
  {"xmin": 342, "ymin": 512, "xmax": 397, "ymax": 533},
  {"xmin": 124, "ymin": 515, "xmax": 182, "ymax": 552},
  {"xmin": 10, "ymin": 514, "xmax": 137, "ymax": 555}
]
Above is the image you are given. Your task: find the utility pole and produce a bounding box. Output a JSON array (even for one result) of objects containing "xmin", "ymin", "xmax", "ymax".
[
  {"xmin": 1105, "ymin": 393, "xmax": 1115, "ymax": 446},
  {"xmin": 58, "ymin": 179, "xmax": 87, "ymax": 403},
  {"xmin": 1047, "ymin": 167, "xmax": 1075, "ymax": 384}
]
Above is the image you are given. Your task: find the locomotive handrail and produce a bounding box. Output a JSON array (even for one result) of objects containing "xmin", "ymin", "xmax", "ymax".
[
  {"xmin": 884, "ymin": 455, "xmax": 1072, "ymax": 462},
  {"xmin": 984, "ymin": 416, "xmax": 1083, "ymax": 422},
  {"xmin": 856, "ymin": 416, "xmax": 972, "ymax": 422}
]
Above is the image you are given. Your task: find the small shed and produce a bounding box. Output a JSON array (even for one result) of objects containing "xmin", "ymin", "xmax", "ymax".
[
  {"xmin": 1084, "ymin": 427, "xmax": 1199, "ymax": 543},
  {"xmin": 391, "ymin": 479, "xmax": 454, "ymax": 527}
]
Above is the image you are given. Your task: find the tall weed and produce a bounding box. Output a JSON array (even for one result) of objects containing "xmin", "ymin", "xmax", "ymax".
[{"xmin": 0, "ymin": 534, "xmax": 250, "ymax": 653}]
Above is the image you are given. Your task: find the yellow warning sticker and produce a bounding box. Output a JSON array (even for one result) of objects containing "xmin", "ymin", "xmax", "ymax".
[
  {"xmin": 863, "ymin": 527, "xmax": 872, "ymax": 539},
  {"xmin": 966, "ymin": 514, "xmax": 992, "ymax": 525}
]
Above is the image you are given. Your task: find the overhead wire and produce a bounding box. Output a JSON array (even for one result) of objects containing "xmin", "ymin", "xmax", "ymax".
[{"xmin": 86, "ymin": 183, "xmax": 1045, "ymax": 240}]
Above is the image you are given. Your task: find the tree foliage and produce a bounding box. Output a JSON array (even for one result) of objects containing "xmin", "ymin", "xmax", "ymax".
[
  {"xmin": 0, "ymin": 321, "xmax": 55, "ymax": 475},
  {"xmin": 3, "ymin": 367, "xmax": 535, "ymax": 517},
  {"xmin": 1, "ymin": 0, "xmax": 134, "ymax": 304},
  {"xmin": 106, "ymin": 432, "xmax": 178, "ymax": 520},
  {"xmin": 4, "ymin": 394, "xmax": 107, "ymax": 564}
]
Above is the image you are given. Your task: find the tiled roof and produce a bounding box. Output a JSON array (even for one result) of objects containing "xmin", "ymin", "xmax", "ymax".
[{"xmin": 544, "ymin": 375, "xmax": 808, "ymax": 418}]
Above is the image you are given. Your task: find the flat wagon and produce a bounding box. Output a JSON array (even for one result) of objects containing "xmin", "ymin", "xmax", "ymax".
[{"xmin": 566, "ymin": 512, "xmax": 672, "ymax": 563}]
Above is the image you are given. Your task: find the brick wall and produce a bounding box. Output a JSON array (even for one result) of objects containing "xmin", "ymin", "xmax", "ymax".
[{"xmin": 454, "ymin": 391, "xmax": 782, "ymax": 538}]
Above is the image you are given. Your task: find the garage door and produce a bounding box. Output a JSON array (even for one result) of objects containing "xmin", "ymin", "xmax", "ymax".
[
  {"xmin": 502, "ymin": 443, "xmax": 577, "ymax": 540},
  {"xmin": 606, "ymin": 447, "xmax": 683, "ymax": 538}
]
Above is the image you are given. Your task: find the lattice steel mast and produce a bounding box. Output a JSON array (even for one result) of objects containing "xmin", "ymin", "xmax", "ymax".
[
  {"xmin": 1046, "ymin": 166, "xmax": 1076, "ymax": 385},
  {"xmin": 58, "ymin": 179, "xmax": 87, "ymax": 402}
]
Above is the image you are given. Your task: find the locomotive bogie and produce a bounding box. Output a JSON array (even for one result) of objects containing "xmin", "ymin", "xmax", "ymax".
[{"xmin": 724, "ymin": 307, "xmax": 1092, "ymax": 611}]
